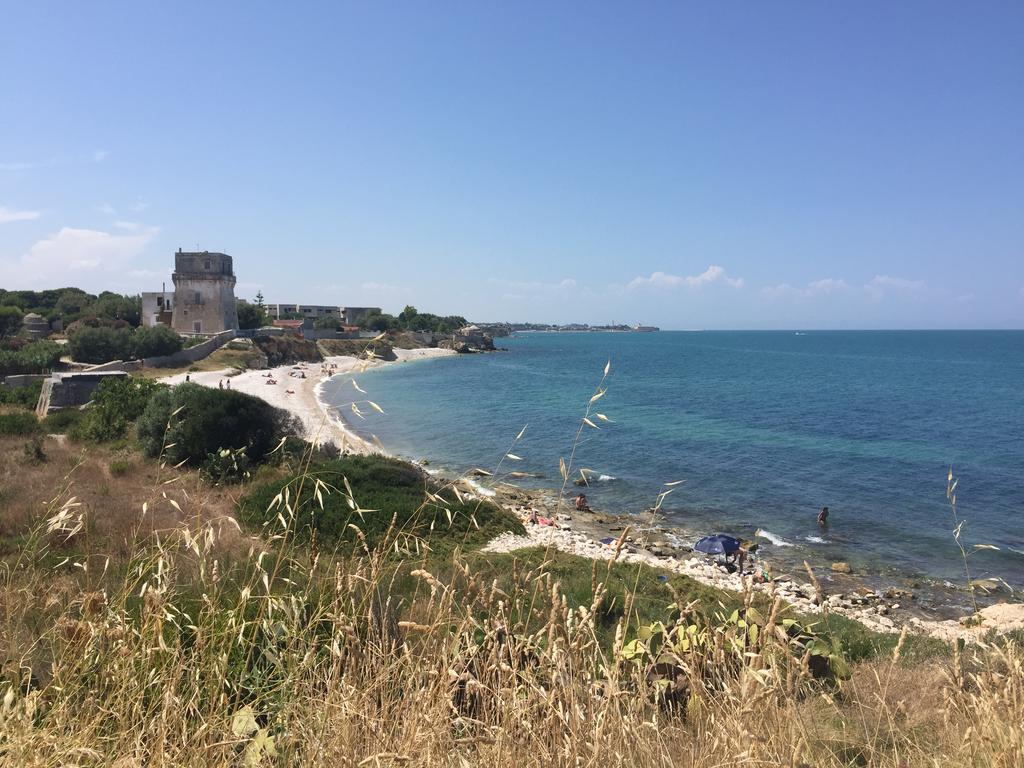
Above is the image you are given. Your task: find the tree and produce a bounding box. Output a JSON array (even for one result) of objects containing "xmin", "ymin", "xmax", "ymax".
[
  {"xmin": 137, "ymin": 384, "xmax": 299, "ymax": 466},
  {"xmin": 313, "ymin": 315, "xmax": 341, "ymax": 330},
  {"xmin": 237, "ymin": 301, "xmax": 269, "ymax": 330},
  {"xmin": 67, "ymin": 326, "xmax": 133, "ymax": 364},
  {"xmin": 53, "ymin": 289, "xmax": 93, "ymax": 321},
  {"xmin": 360, "ymin": 310, "xmax": 398, "ymax": 332},
  {"xmin": 398, "ymin": 305, "xmax": 418, "ymax": 327},
  {"xmin": 132, "ymin": 324, "xmax": 184, "ymax": 358},
  {"xmin": 87, "ymin": 292, "xmax": 142, "ymax": 326},
  {"xmin": 0, "ymin": 306, "xmax": 23, "ymax": 338},
  {"xmin": 70, "ymin": 377, "xmax": 165, "ymax": 442},
  {"xmin": 255, "ymin": 291, "xmax": 265, "ymax": 309}
]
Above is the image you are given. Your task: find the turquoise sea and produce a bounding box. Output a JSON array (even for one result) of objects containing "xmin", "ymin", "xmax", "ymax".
[{"xmin": 322, "ymin": 331, "xmax": 1024, "ymax": 602}]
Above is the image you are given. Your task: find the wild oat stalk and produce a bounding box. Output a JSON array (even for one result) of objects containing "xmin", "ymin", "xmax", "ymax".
[
  {"xmin": 555, "ymin": 359, "xmax": 612, "ymax": 515},
  {"xmin": 946, "ymin": 466, "xmax": 979, "ymax": 614}
]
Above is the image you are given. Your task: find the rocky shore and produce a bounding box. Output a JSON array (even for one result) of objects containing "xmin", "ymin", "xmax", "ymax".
[{"xmin": 482, "ymin": 484, "xmax": 1024, "ymax": 642}]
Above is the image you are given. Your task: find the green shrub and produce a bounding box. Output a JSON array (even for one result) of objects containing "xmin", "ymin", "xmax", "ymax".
[
  {"xmin": 237, "ymin": 454, "xmax": 524, "ymax": 555},
  {"xmin": 0, "ymin": 341, "xmax": 62, "ymax": 376},
  {"xmin": 201, "ymin": 447, "xmax": 252, "ymax": 485},
  {"xmin": 0, "ymin": 412, "xmax": 41, "ymax": 436},
  {"xmin": 0, "ymin": 380, "xmax": 43, "ymax": 408},
  {"xmin": 68, "ymin": 326, "xmax": 133, "ymax": 364},
  {"xmin": 137, "ymin": 383, "xmax": 298, "ymax": 467},
  {"xmin": 70, "ymin": 377, "xmax": 165, "ymax": 442},
  {"xmin": 23, "ymin": 436, "xmax": 46, "ymax": 463},
  {"xmin": 0, "ymin": 305, "xmax": 23, "ymax": 338},
  {"xmin": 132, "ymin": 324, "xmax": 183, "ymax": 358},
  {"xmin": 109, "ymin": 459, "xmax": 132, "ymax": 476},
  {"xmin": 42, "ymin": 408, "xmax": 85, "ymax": 433},
  {"xmin": 237, "ymin": 301, "xmax": 269, "ymax": 330}
]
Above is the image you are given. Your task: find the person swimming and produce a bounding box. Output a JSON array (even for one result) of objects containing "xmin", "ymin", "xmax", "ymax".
[{"xmin": 817, "ymin": 506, "xmax": 830, "ymax": 525}]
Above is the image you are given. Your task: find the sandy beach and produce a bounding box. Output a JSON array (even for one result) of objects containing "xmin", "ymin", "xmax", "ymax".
[{"xmin": 159, "ymin": 347, "xmax": 455, "ymax": 455}]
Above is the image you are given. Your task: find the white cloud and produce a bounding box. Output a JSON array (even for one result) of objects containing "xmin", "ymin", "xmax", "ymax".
[
  {"xmin": 0, "ymin": 205, "xmax": 41, "ymax": 223},
  {"xmin": 92, "ymin": 149, "xmax": 110, "ymax": 163},
  {"xmin": 96, "ymin": 202, "xmax": 117, "ymax": 215},
  {"xmin": 114, "ymin": 220, "xmax": 144, "ymax": 231},
  {"xmin": 129, "ymin": 200, "xmax": 149, "ymax": 212},
  {"xmin": 955, "ymin": 292, "xmax": 975, "ymax": 304},
  {"xmin": 762, "ymin": 278, "xmax": 850, "ymax": 299},
  {"xmin": 0, "ymin": 225, "xmax": 159, "ymax": 289},
  {"xmin": 628, "ymin": 265, "xmax": 744, "ymax": 291},
  {"xmin": 865, "ymin": 274, "xmax": 926, "ymax": 302}
]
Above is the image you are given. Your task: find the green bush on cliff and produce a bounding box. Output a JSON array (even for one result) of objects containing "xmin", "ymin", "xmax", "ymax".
[
  {"xmin": 0, "ymin": 341, "xmax": 63, "ymax": 376},
  {"xmin": 132, "ymin": 324, "xmax": 184, "ymax": 358},
  {"xmin": 68, "ymin": 326, "xmax": 134, "ymax": 364},
  {"xmin": 137, "ymin": 383, "xmax": 299, "ymax": 467},
  {"xmin": 238, "ymin": 454, "xmax": 524, "ymax": 554},
  {"xmin": 0, "ymin": 380, "xmax": 43, "ymax": 409},
  {"xmin": 0, "ymin": 411, "xmax": 41, "ymax": 436},
  {"xmin": 70, "ymin": 377, "xmax": 166, "ymax": 443}
]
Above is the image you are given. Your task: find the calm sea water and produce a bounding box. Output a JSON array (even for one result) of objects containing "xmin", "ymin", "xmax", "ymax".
[{"xmin": 322, "ymin": 331, "xmax": 1024, "ymax": 593}]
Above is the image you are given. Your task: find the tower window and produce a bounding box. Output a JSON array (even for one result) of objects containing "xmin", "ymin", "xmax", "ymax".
[
  {"xmin": 194, "ymin": 291, "xmax": 202, "ymax": 304},
  {"xmin": 204, "ymin": 260, "xmax": 211, "ymax": 270}
]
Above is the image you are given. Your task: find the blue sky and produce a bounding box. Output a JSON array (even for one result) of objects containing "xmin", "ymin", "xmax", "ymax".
[{"xmin": 1, "ymin": 2, "xmax": 1022, "ymax": 329}]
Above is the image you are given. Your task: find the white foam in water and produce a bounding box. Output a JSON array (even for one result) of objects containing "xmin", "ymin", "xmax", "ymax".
[
  {"xmin": 804, "ymin": 535, "xmax": 828, "ymax": 544},
  {"xmin": 756, "ymin": 529, "xmax": 794, "ymax": 547},
  {"xmin": 597, "ymin": 474, "xmax": 616, "ymax": 482},
  {"xmin": 463, "ymin": 478, "xmax": 497, "ymax": 497}
]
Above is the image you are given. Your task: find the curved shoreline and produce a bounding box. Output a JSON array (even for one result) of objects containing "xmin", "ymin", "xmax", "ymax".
[
  {"xmin": 159, "ymin": 347, "xmax": 457, "ymax": 455},
  {"xmin": 162, "ymin": 350, "xmax": 1023, "ymax": 641}
]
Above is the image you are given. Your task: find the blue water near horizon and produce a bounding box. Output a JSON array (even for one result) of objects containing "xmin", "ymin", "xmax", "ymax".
[{"xmin": 322, "ymin": 331, "xmax": 1024, "ymax": 595}]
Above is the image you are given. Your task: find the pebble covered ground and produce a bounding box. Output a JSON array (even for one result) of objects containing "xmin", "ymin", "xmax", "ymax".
[{"xmin": 482, "ymin": 488, "xmax": 1023, "ymax": 642}]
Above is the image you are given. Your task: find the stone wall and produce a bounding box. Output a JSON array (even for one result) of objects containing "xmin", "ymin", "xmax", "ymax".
[
  {"xmin": 85, "ymin": 359, "xmax": 143, "ymax": 373},
  {"xmin": 143, "ymin": 329, "xmax": 236, "ymax": 368},
  {"xmin": 36, "ymin": 371, "xmax": 129, "ymax": 416}
]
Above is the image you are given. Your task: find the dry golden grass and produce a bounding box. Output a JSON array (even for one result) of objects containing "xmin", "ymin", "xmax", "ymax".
[{"xmin": 0, "ymin": 438, "xmax": 1021, "ymax": 767}]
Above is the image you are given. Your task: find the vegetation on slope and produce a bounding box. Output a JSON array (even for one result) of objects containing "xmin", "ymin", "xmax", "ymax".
[
  {"xmin": 0, "ymin": 432, "xmax": 1021, "ymax": 765},
  {"xmin": 239, "ymin": 454, "xmax": 524, "ymax": 556}
]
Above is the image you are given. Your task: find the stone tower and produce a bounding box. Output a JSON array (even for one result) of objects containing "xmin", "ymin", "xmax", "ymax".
[{"xmin": 171, "ymin": 249, "xmax": 239, "ymax": 334}]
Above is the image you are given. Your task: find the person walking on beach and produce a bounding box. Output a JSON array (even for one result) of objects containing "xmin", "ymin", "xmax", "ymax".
[{"xmin": 817, "ymin": 506, "xmax": 829, "ymax": 525}]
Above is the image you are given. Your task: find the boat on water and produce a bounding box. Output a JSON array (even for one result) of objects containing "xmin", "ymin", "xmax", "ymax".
[{"xmin": 634, "ymin": 324, "xmax": 659, "ymax": 332}]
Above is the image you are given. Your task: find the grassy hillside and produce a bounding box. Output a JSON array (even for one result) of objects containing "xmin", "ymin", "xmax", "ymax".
[
  {"xmin": 0, "ymin": 432, "xmax": 1020, "ymax": 766},
  {"xmin": 238, "ymin": 454, "xmax": 524, "ymax": 556}
]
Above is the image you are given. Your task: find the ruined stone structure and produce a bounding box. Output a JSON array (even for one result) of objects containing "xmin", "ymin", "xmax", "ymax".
[
  {"xmin": 36, "ymin": 371, "xmax": 129, "ymax": 416},
  {"xmin": 170, "ymin": 249, "xmax": 238, "ymax": 334},
  {"xmin": 22, "ymin": 312, "xmax": 50, "ymax": 340}
]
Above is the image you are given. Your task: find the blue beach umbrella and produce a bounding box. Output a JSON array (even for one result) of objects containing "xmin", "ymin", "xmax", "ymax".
[{"xmin": 693, "ymin": 534, "xmax": 741, "ymax": 556}]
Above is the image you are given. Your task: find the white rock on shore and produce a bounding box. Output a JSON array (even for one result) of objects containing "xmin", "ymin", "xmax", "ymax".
[{"xmin": 482, "ymin": 515, "xmax": 996, "ymax": 643}]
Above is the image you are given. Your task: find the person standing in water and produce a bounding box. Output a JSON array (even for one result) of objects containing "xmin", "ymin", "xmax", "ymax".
[{"xmin": 817, "ymin": 506, "xmax": 829, "ymax": 525}]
